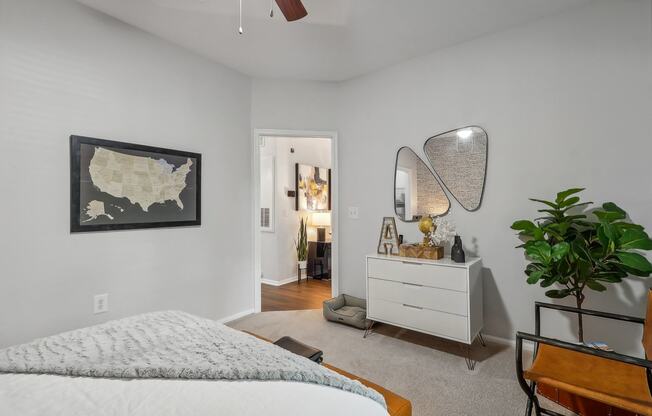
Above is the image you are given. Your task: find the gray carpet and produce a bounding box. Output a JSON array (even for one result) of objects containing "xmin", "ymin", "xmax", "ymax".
[{"xmin": 229, "ymin": 309, "xmax": 571, "ymax": 416}]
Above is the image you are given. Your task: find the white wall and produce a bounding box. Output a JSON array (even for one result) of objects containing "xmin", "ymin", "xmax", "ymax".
[
  {"xmin": 2, "ymin": 0, "xmax": 650, "ymax": 355},
  {"xmin": 0, "ymin": 0, "xmax": 253, "ymax": 348},
  {"xmin": 260, "ymin": 137, "xmax": 331, "ymax": 283},
  {"xmin": 337, "ymin": 0, "xmax": 652, "ymax": 352},
  {"xmin": 251, "ymin": 79, "xmax": 339, "ymax": 132},
  {"xmin": 251, "ymin": 0, "xmax": 652, "ymax": 353}
]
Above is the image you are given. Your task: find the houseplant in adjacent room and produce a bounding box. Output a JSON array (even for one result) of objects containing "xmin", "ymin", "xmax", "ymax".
[
  {"xmin": 295, "ymin": 216, "xmax": 309, "ymax": 271},
  {"xmin": 511, "ymin": 188, "xmax": 652, "ymax": 343}
]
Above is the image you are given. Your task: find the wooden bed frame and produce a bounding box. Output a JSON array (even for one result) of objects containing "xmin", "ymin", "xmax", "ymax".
[{"xmin": 243, "ymin": 331, "xmax": 412, "ymax": 416}]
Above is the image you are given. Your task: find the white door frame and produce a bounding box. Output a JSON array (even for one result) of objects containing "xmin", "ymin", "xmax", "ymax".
[{"xmin": 252, "ymin": 129, "xmax": 339, "ymax": 313}]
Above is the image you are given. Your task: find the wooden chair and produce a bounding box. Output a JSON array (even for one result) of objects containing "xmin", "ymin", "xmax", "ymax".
[{"xmin": 516, "ymin": 289, "xmax": 652, "ymax": 416}]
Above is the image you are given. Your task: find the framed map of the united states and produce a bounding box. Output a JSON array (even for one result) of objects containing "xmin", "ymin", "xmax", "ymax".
[{"xmin": 70, "ymin": 136, "xmax": 201, "ymax": 232}]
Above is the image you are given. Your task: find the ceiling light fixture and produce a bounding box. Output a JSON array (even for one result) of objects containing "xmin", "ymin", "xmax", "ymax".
[
  {"xmin": 238, "ymin": 0, "xmax": 243, "ymax": 35},
  {"xmin": 270, "ymin": 0, "xmax": 274, "ymax": 18}
]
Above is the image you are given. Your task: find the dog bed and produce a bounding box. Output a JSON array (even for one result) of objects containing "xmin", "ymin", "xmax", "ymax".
[{"xmin": 323, "ymin": 294, "xmax": 370, "ymax": 330}]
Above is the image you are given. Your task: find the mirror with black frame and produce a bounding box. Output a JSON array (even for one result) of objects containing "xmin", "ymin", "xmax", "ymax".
[
  {"xmin": 424, "ymin": 126, "xmax": 488, "ymax": 211},
  {"xmin": 394, "ymin": 146, "xmax": 450, "ymax": 222}
]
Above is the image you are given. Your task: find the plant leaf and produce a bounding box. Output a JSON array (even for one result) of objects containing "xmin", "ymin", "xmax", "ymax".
[
  {"xmin": 540, "ymin": 276, "xmax": 558, "ymax": 287},
  {"xmin": 615, "ymin": 252, "xmax": 652, "ymax": 273},
  {"xmin": 600, "ymin": 221, "xmax": 617, "ymax": 242},
  {"xmin": 619, "ymin": 229, "xmax": 652, "ymax": 250},
  {"xmin": 586, "ymin": 280, "xmax": 607, "ymax": 291},
  {"xmin": 615, "ymin": 263, "xmax": 652, "ymax": 277},
  {"xmin": 527, "ymin": 270, "xmax": 544, "ymax": 284},
  {"xmin": 555, "ymin": 188, "xmax": 585, "ymax": 204},
  {"xmin": 525, "ymin": 241, "xmax": 552, "ymax": 264},
  {"xmin": 551, "ymin": 242, "xmax": 570, "ymax": 261},
  {"xmin": 614, "ymin": 222, "xmax": 644, "ymax": 231},
  {"xmin": 545, "ymin": 289, "xmax": 571, "ymax": 299},
  {"xmin": 538, "ymin": 209, "xmax": 563, "ymax": 216},
  {"xmin": 530, "ymin": 198, "xmax": 559, "ymax": 209},
  {"xmin": 602, "ymin": 202, "xmax": 627, "ymax": 217},
  {"xmin": 511, "ymin": 220, "xmax": 536, "ymax": 232},
  {"xmin": 561, "ymin": 202, "xmax": 592, "ymax": 213},
  {"xmin": 594, "ymin": 210, "xmax": 626, "ymax": 223},
  {"xmin": 559, "ymin": 196, "xmax": 580, "ymax": 208},
  {"xmin": 597, "ymin": 224, "xmax": 610, "ymax": 247}
]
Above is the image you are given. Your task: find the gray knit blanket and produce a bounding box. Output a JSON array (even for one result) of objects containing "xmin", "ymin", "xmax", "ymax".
[{"xmin": 0, "ymin": 311, "xmax": 386, "ymax": 408}]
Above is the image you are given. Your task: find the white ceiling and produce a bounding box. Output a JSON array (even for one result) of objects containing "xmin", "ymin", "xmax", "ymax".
[{"xmin": 77, "ymin": 0, "xmax": 593, "ymax": 81}]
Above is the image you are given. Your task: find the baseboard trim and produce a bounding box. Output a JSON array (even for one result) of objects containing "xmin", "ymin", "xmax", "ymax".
[
  {"xmin": 217, "ymin": 309, "xmax": 255, "ymax": 324},
  {"xmin": 483, "ymin": 333, "xmax": 534, "ymax": 352},
  {"xmin": 261, "ymin": 275, "xmax": 305, "ymax": 286}
]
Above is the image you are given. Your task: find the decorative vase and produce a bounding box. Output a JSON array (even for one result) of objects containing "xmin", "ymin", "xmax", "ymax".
[
  {"xmin": 298, "ymin": 260, "xmax": 307, "ymax": 269},
  {"xmin": 451, "ymin": 235, "xmax": 465, "ymax": 263}
]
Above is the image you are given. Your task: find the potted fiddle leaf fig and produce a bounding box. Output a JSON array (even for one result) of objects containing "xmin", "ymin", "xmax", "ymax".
[
  {"xmin": 295, "ymin": 217, "xmax": 308, "ymax": 269},
  {"xmin": 511, "ymin": 188, "xmax": 652, "ymax": 342}
]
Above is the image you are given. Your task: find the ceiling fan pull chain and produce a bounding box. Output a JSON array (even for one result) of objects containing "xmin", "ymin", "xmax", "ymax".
[
  {"xmin": 270, "ymin": 0, "xmax": 274, "ymax": 17},
  {"xmin": 238, "ymin": 0, "xmax": 243, "ymax": 34}
]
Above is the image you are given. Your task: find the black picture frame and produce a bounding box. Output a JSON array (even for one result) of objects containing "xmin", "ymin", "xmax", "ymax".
[
  {"xmin": 294, "ymin": 163, "xmax": 331, "ymax": 211},
  {"xmin": 70, "ymin": 135, "xmax": 201, "ymax": 233}
]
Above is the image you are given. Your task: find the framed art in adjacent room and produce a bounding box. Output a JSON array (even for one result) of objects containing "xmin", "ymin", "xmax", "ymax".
[
  {"xmin": 295, "ymin": 163, "xmax": 331, "ymax": 211},
  {"xmin": 70, "ymin": 135, "xmax": 201, "ymax": 232}
]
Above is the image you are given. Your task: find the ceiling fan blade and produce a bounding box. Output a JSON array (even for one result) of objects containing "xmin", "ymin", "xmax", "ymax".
[{"xmin": 274, "ymin": 0, "xmax": 307, "ymax": 22}]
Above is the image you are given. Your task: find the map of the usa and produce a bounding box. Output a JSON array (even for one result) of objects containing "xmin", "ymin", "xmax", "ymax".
[{"xmin": 84, "ymin": 147, "xmax": 193, "ymax": 221}]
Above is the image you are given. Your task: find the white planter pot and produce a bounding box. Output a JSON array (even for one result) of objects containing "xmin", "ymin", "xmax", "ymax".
[{"xmin": 298, "ymin": 260, "xmax": 307, "ymax": 269}]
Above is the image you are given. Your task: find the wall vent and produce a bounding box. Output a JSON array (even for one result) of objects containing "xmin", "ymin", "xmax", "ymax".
[{"xmin": 261, "ymin": 207, "xmax": 271, "ymax": 228}]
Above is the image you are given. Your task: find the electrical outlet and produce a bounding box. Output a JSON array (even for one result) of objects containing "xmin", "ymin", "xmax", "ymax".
[
  {"xmin": 348, "ymin": 206, "xmax": 359, "ymax": 219},
  {"xmin": 93, "ymin": 294, "xmax": 109, "ymax": 314}
]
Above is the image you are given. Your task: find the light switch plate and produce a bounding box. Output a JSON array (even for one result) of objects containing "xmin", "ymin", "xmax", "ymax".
[
  {"xmin": 93, "ymin": 294, "xmax": 109, "ymax": 314},
  {"xmin": 348, "ymin": 206, "xmax": 359, "ymax": 219}
]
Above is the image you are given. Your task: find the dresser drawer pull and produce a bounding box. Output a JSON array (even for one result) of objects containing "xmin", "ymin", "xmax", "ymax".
[
  {"xmin": 402, "ymin": 282, "xmax": 423, "ymax": 288},
  {"xmin": 402, "ymin": 303, "xmax": 424, "ymax": 310},
  {"xmin": 401, "ymin": 261, "xmax": 423, "ymax": 265}
]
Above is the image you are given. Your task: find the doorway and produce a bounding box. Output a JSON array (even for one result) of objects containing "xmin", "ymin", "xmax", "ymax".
[{"xmin": 252, "ymin": 129, "xmax": 338, "ymax": 313}]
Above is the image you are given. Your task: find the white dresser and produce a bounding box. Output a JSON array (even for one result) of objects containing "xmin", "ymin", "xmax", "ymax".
[{"xmin": 366, "ymin": 254, "xmax": 483, "ymax": 346}]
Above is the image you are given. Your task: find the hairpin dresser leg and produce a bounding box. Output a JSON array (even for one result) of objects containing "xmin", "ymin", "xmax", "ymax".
[
  {"xmin": 478, "ymin": 331, "xmax": 486, "ymax": 347},
  {"xmin": 461, "ymin": 344, "xmax": 476, "ymax": 370},
  {"xmin": 363, "ymin": 321, "xmax": 375, "ymax": 339}
]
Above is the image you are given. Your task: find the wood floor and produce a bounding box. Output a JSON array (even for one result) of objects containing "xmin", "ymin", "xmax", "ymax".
[{"xmin": 262, "ymin": 279, "xmax": 332, "ymax": 312}]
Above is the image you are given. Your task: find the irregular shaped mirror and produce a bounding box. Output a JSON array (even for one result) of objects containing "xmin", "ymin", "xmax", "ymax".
[
  {"xmin": 424, "ymin": 126, "xmax": 487, "ymax": 211},
  {"xmin": 394, "ymin": 146, "xmax": 450, "ymax": 222}
]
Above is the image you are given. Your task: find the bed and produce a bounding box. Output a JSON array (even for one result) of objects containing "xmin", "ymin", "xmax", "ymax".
[
  {"xmin": 0, "ymin": 311, "xmax": 409, "ymax": 416},
  {"xmin": 0, "ymin": 375, "xmax": 387, "ymax": 416}
]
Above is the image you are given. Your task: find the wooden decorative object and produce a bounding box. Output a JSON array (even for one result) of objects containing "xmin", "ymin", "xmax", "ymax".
[{"xmin": 399, "ymin": 244, "xmax": 444, "ymax": 260}]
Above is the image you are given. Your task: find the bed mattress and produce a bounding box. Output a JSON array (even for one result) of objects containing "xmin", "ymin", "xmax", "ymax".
[{"xmin": 0, "ymin": 373, "xmax": 389, "ymax": 416}]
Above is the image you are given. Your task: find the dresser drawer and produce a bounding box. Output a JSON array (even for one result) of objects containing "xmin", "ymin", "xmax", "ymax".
[
  {"xmin": 367, "ymin": 258, "xmax": 467, "ymax": 292},
  {"xmin": 369, "ymin": 298, "xmax": 468, "ymax": 342},
  {"xmin": 368, "ymin": 278, "xmax": 467, "ymax": 316}
]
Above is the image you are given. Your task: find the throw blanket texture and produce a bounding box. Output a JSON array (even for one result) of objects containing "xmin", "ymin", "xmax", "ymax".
[{"xmin": 0, "ymin": 311, "xmax": 386, "ymax": 408}]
